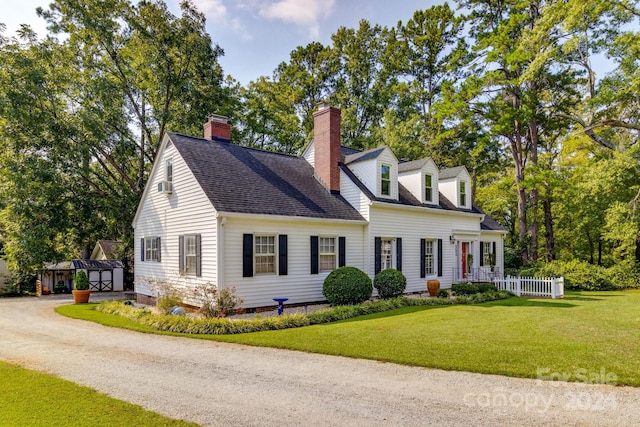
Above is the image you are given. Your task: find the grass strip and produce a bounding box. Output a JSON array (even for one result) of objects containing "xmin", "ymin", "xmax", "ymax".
[{"xmin": 0, "ymin": 360, "xmax": 198, "ymax": 426}]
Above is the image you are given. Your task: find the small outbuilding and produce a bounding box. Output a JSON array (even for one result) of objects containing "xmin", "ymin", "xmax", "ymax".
[{"xmin": 40, "ymin": 259, "xmax": 125, "ymax": 293}]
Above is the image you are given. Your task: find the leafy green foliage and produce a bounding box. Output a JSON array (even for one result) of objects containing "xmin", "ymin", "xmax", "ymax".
[
  {"xmin": 156, "ymin": 294, "xmax": 183, "ymax": 315},
  {"xmin": 451, "ymin": 283, "xmax": 479, "ymax": 296},
  {"xmin": 322, "ymin": 266, "xmax": 372, "ymax": 305},
  {"xmin": 90, "ymin": 292, "xmax": 511, "ymax": 335},
  {"xmin": 526, "ymin": 260, "xmax": 640, "ymax": 291},
  {"xmin": 436, "ymin": 288, "xmax": 450, "ymax": 298},
  {"xmin": 373, "ymin": 268, "xmax": 407, "ymax": 299},
  {"xmin": 74, "ymin": 270, "xmax": 90, "ymax": 290}
]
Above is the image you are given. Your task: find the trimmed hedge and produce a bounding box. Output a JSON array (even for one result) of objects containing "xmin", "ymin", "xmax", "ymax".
[
  {"xmin": 96, "ymin": 291, "xmax": 512, "ymax": 335},
  {"xmin": 451, "ymin": 282, "xmax": 479, "ymax": 296},
  {"xmin": 373, "ymin": 269, "xmax": 407, "ymax": 299},
  {"xmin": 322, "ymin": 266, "xmax": 372, "ymax": 305}
]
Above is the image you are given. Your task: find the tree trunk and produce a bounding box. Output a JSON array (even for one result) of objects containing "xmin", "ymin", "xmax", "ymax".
[{"xmin": 543, "ymin": 192, "xmax": 554, "ymax": 261}]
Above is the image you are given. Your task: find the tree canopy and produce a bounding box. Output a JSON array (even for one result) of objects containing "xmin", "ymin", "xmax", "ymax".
[{"xmin": 1, "ymin": 0, "xmax": 639, "ymax": 280}]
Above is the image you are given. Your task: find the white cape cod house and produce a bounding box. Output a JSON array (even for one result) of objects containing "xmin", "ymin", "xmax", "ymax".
[{"xmin": 132, "ymin": 105, "xmax": 505, "ymax": 308}]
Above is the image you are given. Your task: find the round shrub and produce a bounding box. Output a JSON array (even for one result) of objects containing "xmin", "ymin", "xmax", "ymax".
[
  {"xmin": 451, "ymin": 282, "xmax": 479, "ymax": 296},
  {"xmin": 323, "ymin": 266, "xmax": 372, "ymax": 306},
  {"xmin": 436, "ymin": 288, "xmax": 450, "ymax": 298},
  {"xmin": 373, "ymin": 268, "xmax": 407, "ymax": 299}
]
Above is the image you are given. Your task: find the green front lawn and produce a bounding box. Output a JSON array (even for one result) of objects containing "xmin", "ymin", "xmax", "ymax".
[
  {"xmin": 0, "ymin": 361, "xmax": 198, "ymax": 427},
  {"xmin": 58, "ymin": 291, "xmax": 640, "ymax": 386}
]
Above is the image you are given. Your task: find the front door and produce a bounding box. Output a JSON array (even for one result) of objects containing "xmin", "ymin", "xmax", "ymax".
[{"xmin": 461, "ymin": 242, "xmax": 469, "ymax": 279}]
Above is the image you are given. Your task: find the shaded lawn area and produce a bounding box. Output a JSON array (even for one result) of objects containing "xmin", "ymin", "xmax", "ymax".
[
  {"xmin": 57, "ymin": 291, "xmax": 640, "ymax": 386},
  {"xmin": 0, "ymin": 361, "xmax": 198, "ymax": 427}
]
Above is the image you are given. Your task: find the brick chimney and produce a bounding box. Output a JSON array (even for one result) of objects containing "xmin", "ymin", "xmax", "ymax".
[
  {"xmin": 204, "ymin": 114, "xmax": 231, "ymax": 142},
  {"xmin": 313, "ymin": 103, "xmax": 341, "ymax": 193}
]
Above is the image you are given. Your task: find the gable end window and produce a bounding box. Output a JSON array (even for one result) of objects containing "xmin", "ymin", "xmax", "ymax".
[
  {"xmin": 141, "ymin": 237, "xmax": 161, "ymax": 262},
  {"xmin": 179, "ymin": 234, "xmax": 201, "ymax": 277},
  {"xmin": 381, "ymin": 164, "xmax": 391, "ymax": 196},
  {"xmin": 166, "ymin": 158, "xmax": 173, "ymax": 182},
  {"xmin": 459, "ymin": 181, "xmax": 467, "ymax": 207},
  {"xmin": 424, "ymin": 174, "xmax": 433, "ymax": 203}
]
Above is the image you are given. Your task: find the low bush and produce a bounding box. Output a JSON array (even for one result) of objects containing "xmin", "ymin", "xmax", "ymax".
[
  {"xmin": 451, "ymin": 282, "xmax": 479, "ymax": 296},
  {"xmin": 436, "ymin": 288, "xmax": 450, "ymax": 298},
  {"xmin": 74, "ymin": 271, "xmax": 90, "ymax": 290},
  {"xmin": 373, "ymin": 269, "xmax": 407, "ymax": 299},
  {"xmin": 157, "ymin": 294, "xmax": 183, "ymax": 314},
  {"xmin": 96, "ymin": 291, "xmax": 512, "ymax": 335},
  {"xmin": 477, "ymin": 283, "xmax": 497, "ymax": 293},
  {"xmin": 323, "ymin": 266, "xmax": 372, "ymax": 305}
]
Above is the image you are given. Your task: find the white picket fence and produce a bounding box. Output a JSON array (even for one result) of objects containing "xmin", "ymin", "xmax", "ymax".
[{"xmin": 493, "ymin": 276, "xmax": 564, "ymax": 299}]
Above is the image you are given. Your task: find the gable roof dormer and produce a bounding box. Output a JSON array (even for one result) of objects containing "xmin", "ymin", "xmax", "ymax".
[
  {"xmin": 344, "ymin": 146, "xmax": 399, "ymax": 201},
  {"xmin": 438, "ymin": 165, "xmax": 472, "ymax": 209},
  {"xmin": 398, "ymin": 157, "xmax": 439, "ymax": 205}
]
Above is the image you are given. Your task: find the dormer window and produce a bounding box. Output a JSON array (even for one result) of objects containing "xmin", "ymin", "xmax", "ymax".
[
  {"xmin": 459, "ymin": 181, "xmax": 467, "ymax": 207},
  {"xmin": 381, "ymin": 164, "xmax": 391, "ymax": 196},
  {"xmin": 424, "ymin": 174, "xmax": 433, "ymax": 203}
]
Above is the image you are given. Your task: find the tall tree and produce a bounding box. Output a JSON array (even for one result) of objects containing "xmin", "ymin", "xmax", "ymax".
[{"xmin": 0, "ymin": 0, "xmax": 232, "ymax": 274}]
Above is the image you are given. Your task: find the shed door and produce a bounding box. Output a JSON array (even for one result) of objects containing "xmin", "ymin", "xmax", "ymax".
[{"xmin": 88, "ymin": 270, "xmax": 114, "ymax": 292}]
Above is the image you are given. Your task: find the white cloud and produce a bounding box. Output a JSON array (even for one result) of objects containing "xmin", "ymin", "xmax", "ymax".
[
  {"xmin": 192, "ymin": 0, "xmax": 228, "ymax": 17},
  {"xmin": 258, "ymin": 0, "xmax": 336, "ymax": 38}
]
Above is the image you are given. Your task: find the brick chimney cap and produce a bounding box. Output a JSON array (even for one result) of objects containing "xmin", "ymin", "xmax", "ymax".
[
  {"xmin": 317, "ymin": 101, "xmax": 330, "ymax": 110},
  {"xmin": 208, "ymin": 114, "xmax": 228, "ymax": 124}
]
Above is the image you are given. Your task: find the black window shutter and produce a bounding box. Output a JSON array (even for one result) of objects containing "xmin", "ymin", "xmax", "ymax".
[
  {"xmin": 374, "ymin": 237, "xmax": 382, "ymax": 274},
  {"xmin": 279, "ymin": 235, "xmax": 288, "ymax": 276},
  {"xmin": 310, "ymin": 236, "xmax": 319, "ymax": 274},
  {"xmin": 492, "ymin": 241, "xmax": 496, "ymax": 258},
  {"xmin": 157, "ymin": 237, "xmax": 161, "ymax": 262},
  {"xmin": 437, "ymin": 238, "xmax": 443, "ymax": 277},
  {"xmin": 396, "ymin": 238, "xmax": 402, "ymax": 272},
  {"xmin": 196, "ymin": 234, "xmax": 202, "ymax": 277},
  {"xmin": 480, "ymin": 241, "xmax": 485, "ymax": 266},
  {"xmin": 141, "ymin": 238, "xmax": 145, "ymax": 261},
  {"xmin": 242, "ymin": 234, "xmax": 253, "ymax": 278},
  {"xmin": 338, "ymin": 236, "xmax": 346, "ymax": 267},
  {"xmin": 178, "ymin": 235, "xmax": 184, "ymax": 273},
  {"xmin": 420, "ymin": 239, "xmax": 426, "ymax": 278}
]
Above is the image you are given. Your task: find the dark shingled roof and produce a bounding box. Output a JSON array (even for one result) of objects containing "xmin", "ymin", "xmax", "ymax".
[
  {"xmin": 439, "ymin": 165, "xmax": 466, "ymax": 179},
  {"xmin": 168, "ymin": 133, "xmax": 365, "ymax": 221},
  {"xmin": 398, "ymin": 158, "xmax": 431, "ymax": 172},
  {"xmin": 344, "ymin": 147, "xmax": 386, "ymax": 165},
  {"xmin": 73, "ymin": 259, "xmax": 125, "ymax": 269}
]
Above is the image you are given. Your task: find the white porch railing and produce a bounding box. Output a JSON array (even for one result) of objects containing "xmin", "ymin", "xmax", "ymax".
[{"xmin": 493, "ymin": 276, "xmax": 564, "ymax": 299}]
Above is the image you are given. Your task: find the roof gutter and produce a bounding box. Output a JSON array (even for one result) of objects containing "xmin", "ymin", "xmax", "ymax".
[{"xmin": 214, "ymin": 211, "xmax": 368, "ymax": 225}]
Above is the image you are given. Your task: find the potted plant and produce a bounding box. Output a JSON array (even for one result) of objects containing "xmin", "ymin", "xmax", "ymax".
[{"xmin": 72, "ymin": 270, "xmax": 91, "ymax": 303}]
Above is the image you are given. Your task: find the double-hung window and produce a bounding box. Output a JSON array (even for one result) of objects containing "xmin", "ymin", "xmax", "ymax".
[
  {"xmin": 482, "ymin": 241, "xmax": 493, "ymax": 266},
  {"xmin": 319, "ymin": 237, "xmax": 336, "ymax": 272},
  {"xmin": 425, "ymin": 174, "xmax": 433, "ymax": 203},
  {"xmin": 143, "ymin": 237, "xmax": 160, "ymax": 261},
  {"xmin": 459, "ymin": 181, "xmax": 467, "ymax": 207},
  {"xmin": 381, "ymin": 239, "xmax": 393, "ymax": 270},
  {"xmin": 255, "ymin": 235, "xmax": 276, "ymax": 274},
  {"xmin": 424, "ymin": 240, "xmax": 435, "ymax": 276},
  {"xmin": 184, "ymin": 235, "xmax": 197, "ymax": 275},
  {"xmin": 381, "ymin": 164, "xmax": 391, "ymax": 196}
]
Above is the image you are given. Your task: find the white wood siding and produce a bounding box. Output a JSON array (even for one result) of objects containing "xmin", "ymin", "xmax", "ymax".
[
  {"xmin": 439, "ymin": 169, "xmax": 471, "ymax": 209},
  {"xmin": 301, "ymin": 140, "xmax": 315, "ymax": 166},
  {"xmin": 134, "ymin": 141, "xmax": 218, "ymax": 297},
  {"xmin": 340, "ymin": 169, "xmax": 371, "ymax": 221},
  {"xmin": 368, "ymin": 204, "xmax": 483, "ymax": 291},
  {"xmin": 222, "ymin": 217, "xmax": 366, "ymax": 308}
]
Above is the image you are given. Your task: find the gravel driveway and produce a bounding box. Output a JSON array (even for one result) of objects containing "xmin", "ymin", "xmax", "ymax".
[{"xmin": 0, "ymin": 295, "xmax": 638, "ymax": 426}]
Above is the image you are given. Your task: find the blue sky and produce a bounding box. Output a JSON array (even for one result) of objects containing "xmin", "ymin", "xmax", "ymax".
[{"xmin": 2, "ymin": 0, "xmax": 440, "ymax": 85}]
